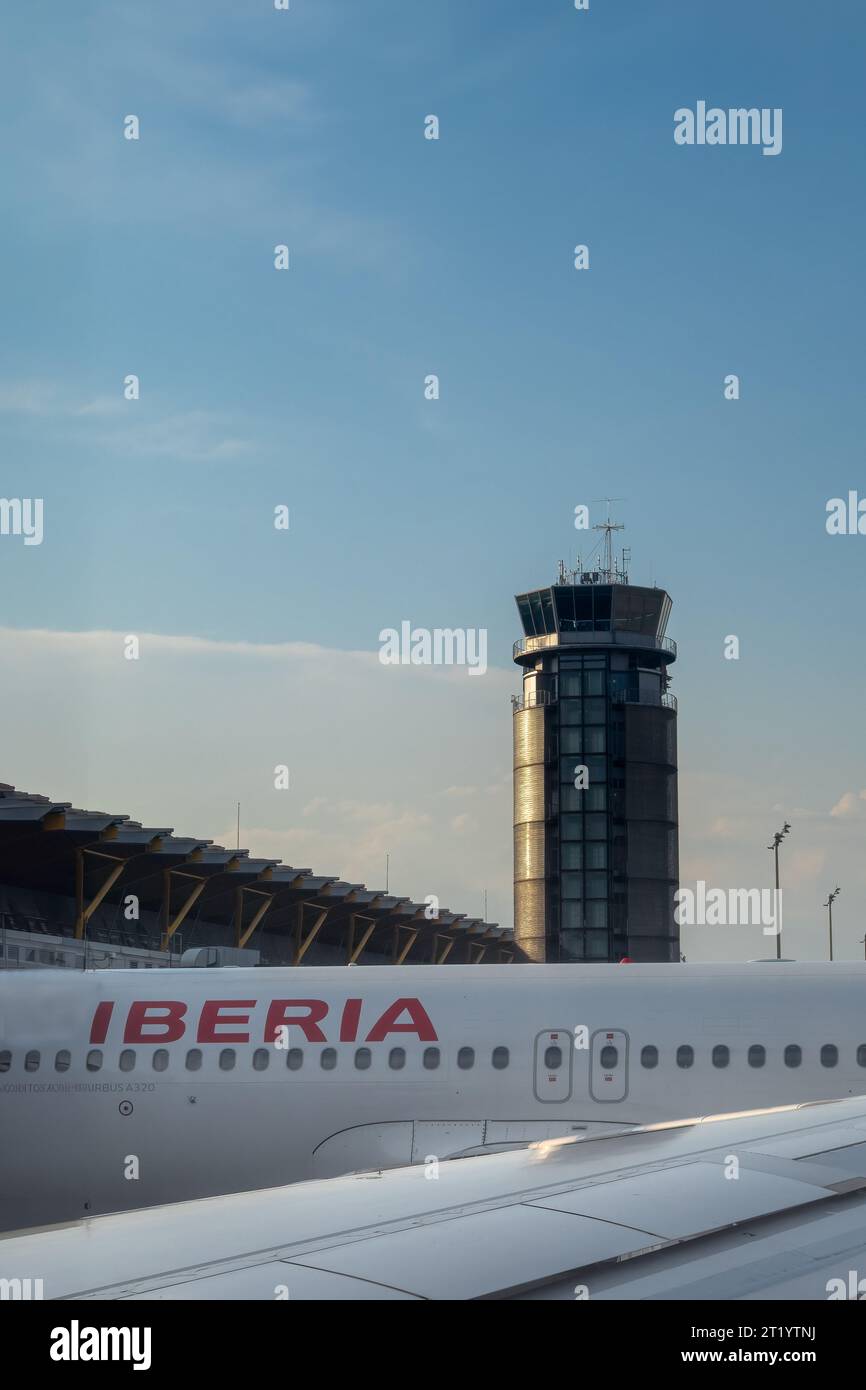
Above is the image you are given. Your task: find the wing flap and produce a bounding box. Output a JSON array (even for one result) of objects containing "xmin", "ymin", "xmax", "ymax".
[{"xmin": 10, "ymin": 1096, "xmax": 866, "ymax": 1300}]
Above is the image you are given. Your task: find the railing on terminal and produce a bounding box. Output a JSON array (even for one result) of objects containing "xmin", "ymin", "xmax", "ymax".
[{"xmin": 0, "ymin": 913, "xmax": 182, "ymax": 970}]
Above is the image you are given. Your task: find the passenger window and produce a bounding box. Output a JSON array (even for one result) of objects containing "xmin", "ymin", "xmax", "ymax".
[
  {"xmin": 252, "ymin": 1048, "xmax": 269, "ymax": 1071},
  {"xmin": 321, "ymin": 1048, "xmax": 337, "ymax": 1071},
  {"xmin": 492, "ymin": 1046, "xmax": 509, "ymax": 1070},
  {"xmin": 712, "ymin": 1045, "xmax": 729, "ymax": 1069},
  {"xmin": 423, "ymin": 1047, "xmax": 440, "ymax": 1070},
  {"xmin": 545, "ymin": 1045, "xmax": 563, "ymax": 1069},
  {"xmin": 219, "ymin": 1049, "xmax": 236, "ymax": 1071},
  {"xmin": 599, "ymin": 1045, "xmax": 618, "ymax": 1069},
  {"xmin": 388, "ymin": 1047, "xmax": 406, "ymax": 1070},
  {"xmin": 119, "ymin": 1050, "xmax": 136, "ymax": 1072},
  {"xmin": 152, "ymin": 1049, "xmax": 169, "ymax": 1072},
  {"xmin": 55, "ymin": 1050, "xmax": 71, "ymax": 1073},
  {"xmin": 676, "ymin": 1045, "xmax": 693, "ymax": 1069},
  {"xmin": 0, "ymin": 1051, "xmax": 11, "ymax": 1073},
  {"xmin": 286, "ymin": 1048, "xmax": 303, "ymax": 1071},
  {"xmin": 858, "ymin": 1045, "xmax": 866, "ymax": 1068},
  {"xmin": 354, "ymin": 1047, "xmax": 372, "ymax": 1070},
  {"xmin": 821, "ymin": 1044, "xmax": 838, "ymax": 1068},
  {"xmin": 748, "ymin": 1045, "xmax": 765, "ymax": 1068},
  {"xmin": 784, "ymin": 1044, "xmax": 801, "ymax": 1068},
  {"xmin": 641, "ymin": 1045, "xmax": 658, "ymax": 1069},
  {"xmin": 86, "ymin": 1050, "xmax": 102, "ymax": 1072},
  {"xmin": 185, "ymin": 1048, "xmax": 202, "ymax": 1071},
  {"xmin": 25, "ymin": 1050, "xmax": 40, "ymax": 1072},
  {"xmin": 457, "ymin": 1047, "xmax": 475, "ymax": 1070}
]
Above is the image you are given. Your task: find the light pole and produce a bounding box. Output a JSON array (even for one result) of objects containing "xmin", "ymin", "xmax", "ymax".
[
  {"xmin": 767, "ymin": 822, "xmax": 791, "ymax": 960},
  {"xmin": 824, "ymin": 887, "xmax": 840, "ymax": 960}
]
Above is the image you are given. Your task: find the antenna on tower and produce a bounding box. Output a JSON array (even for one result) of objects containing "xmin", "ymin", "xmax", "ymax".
[{"xmin": 591, "ymin": 498, "xmax": 626, "ymax": 583}]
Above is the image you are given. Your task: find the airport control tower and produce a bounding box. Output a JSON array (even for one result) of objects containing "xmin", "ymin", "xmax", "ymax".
[{"xmin": 512, "ymin": 518, "xmax": 679, "ymax": 963}]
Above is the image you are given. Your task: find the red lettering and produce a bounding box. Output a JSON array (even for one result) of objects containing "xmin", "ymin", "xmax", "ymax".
[
  {"xmin": 264, "ymin": 999, "xmax": 328, "ymax": 1043},
  {"xmin": 365, "ymin": 998, "xmax": 436, "ymax": 1043},
  {"xmin": 124, "ymin": 1000, "xmax": 187, "ymax": 1044},
  {"xmin": 339, "ymin": 999, "xmax": 363, "ymax": 1042},
  {"xmin": 197, "ymin": 1000, "xmax": 255, "ymax": 1044},
  {"xmin": 89, "ymin": 1001, "xmax": 114, "ymax": 1045}
]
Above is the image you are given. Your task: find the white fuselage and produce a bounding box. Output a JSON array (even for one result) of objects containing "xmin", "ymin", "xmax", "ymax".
[{"xmin": 2, "ymin": 961, "xmax": 866, "ymax": 1232}]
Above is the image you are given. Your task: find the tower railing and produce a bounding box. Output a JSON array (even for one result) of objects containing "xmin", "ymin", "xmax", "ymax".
[
  {"xmin": 611, "ymin": 690, "xmax": 678, "ymax": 712},
  {"xmin": 512, "ymin": 688, "xmax": 676, "ymax": 712},
  {"xmin": 511, "ymin": 690, "xmax": 556, "ymax": 711},
  {"xmin": 513, "ymin": 635, "xmax": 559, "ymax": 659},
  {"xmin": 513, "ymin": 633, "xmax": 676, "ymax": 660}
]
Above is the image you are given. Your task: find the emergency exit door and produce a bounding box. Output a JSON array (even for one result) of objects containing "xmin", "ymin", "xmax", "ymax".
[
  {"xmin": 533, "ymin": 1029, "xmax": 573, "ymax": 1102},
  {"xmin": 589, "ymin": 1029, "xmax": 629, "ymax": 1102}
]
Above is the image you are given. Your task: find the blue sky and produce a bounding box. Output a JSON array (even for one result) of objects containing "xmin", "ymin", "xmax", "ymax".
[{"xmin": 1, "ymin": 0, "xmax": 865, "ymax": 956}]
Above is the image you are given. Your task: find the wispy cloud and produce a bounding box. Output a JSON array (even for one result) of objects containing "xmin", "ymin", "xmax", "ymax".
[
  {"xmin": 84, "ymin": 410, "xmax": 251, "ymax": 463},
  {"xmin": 0, "ymin": 380, "xmax": 252, "ymax": 462},
  {"xmin": 831, "ymin": 790, "xmax": 866, "ymax": 819}
]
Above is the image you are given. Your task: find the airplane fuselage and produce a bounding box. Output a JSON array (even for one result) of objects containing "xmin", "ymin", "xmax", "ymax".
[{"xmin": 3, "ymin": 961, "xmax": 866, "ymax": 1231}]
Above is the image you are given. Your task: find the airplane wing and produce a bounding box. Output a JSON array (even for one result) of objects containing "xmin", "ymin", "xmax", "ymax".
[{"xmin": 6, "ymin": 1096, "xmax": 866, "ymax": 1301}]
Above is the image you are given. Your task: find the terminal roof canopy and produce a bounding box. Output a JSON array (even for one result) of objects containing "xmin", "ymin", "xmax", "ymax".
[{"xmin": 0, "ymin": 784, "xmax": 516, "ymax": 963}]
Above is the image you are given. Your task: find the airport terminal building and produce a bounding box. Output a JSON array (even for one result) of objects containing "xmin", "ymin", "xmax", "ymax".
[{"xmin": 0, "ymin": 785, "xmax": 518, "ymax": 971}]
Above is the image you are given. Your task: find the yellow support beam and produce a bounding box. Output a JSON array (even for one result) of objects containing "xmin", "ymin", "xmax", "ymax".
[
  {"xmin": 160, "ymin": 874, "xmax": 207, "ymax": 951},
  {"xmin": 435, "ymin": 935, "xmax": 456, "ymax": 965},
  {"xmin": 295, "ymin": 906, "xmax": 329, "ymax": 965},
  {"xmin": 83, "ymin": 860, "xmax": 125, "ymax": 923},
  {"xmin": 237, "ymin": 890, "xmax": 274, "ymax": 950},
  {"xmin": 395, "ymin": 928, "xmax": 419, "ymax": 965},
  {"xmin": 74, "ymin": 849, "xmax": 126, "ymax": 939},
  {"xmin": 348, "ymin": 918, "xmax": 376, "ymax": 964},
  {"xmin": 74, "ymin": 849, "xmax": 84, "ymax": 939}
]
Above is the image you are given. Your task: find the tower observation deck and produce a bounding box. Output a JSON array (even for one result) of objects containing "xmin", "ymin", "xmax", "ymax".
[{"xmin": 511, "ymin": 522, "xmax": 679, "ymax": 963}]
